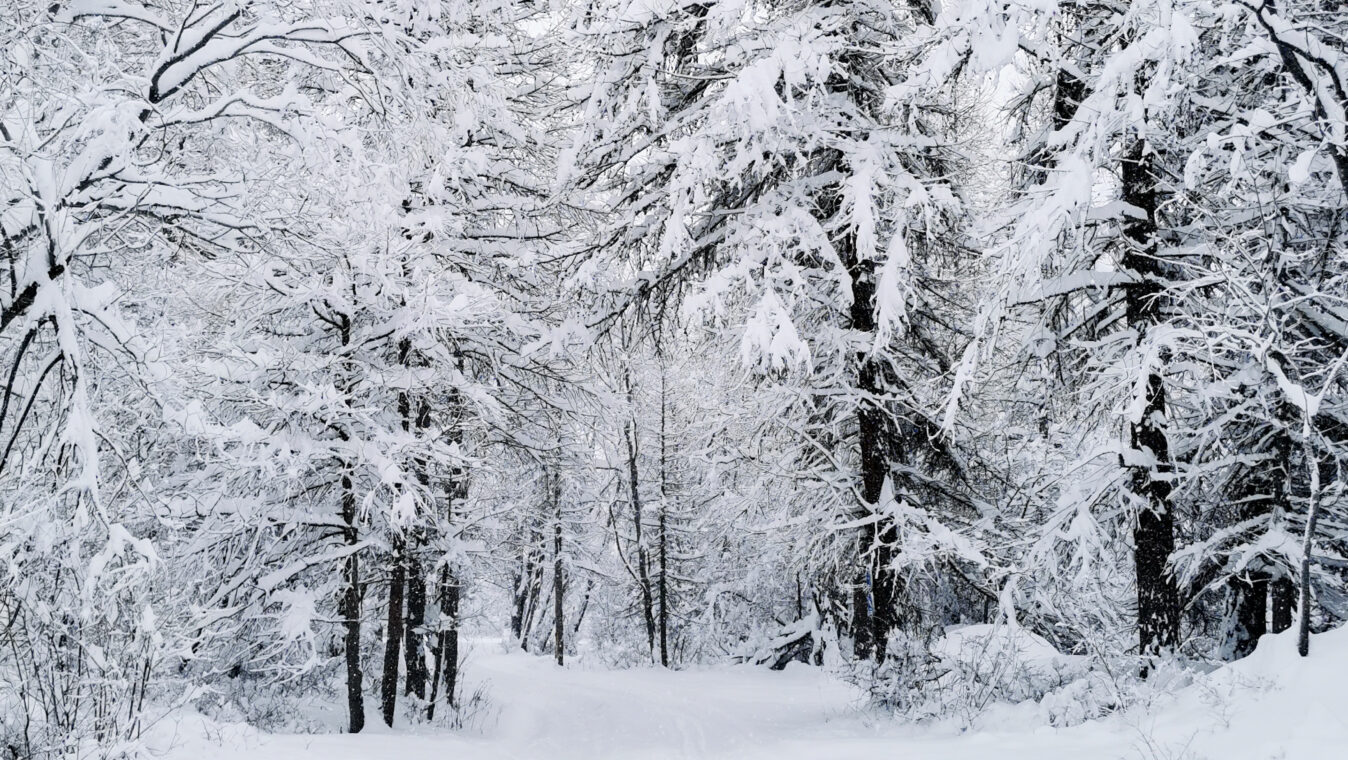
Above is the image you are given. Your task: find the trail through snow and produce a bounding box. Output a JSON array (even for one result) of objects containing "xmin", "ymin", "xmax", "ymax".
[{"xmin": 149, "ymin": 631, "xmax": 1348, "ymax": 759}]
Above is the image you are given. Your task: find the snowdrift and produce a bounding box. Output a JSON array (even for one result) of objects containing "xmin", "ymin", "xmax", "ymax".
[{"xmin": 145, "ymin": 627, "xmax": 1348, "ymax": 759}]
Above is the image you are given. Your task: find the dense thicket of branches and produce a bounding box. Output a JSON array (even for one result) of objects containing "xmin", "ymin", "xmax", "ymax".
[{"xmin": 1, "ymin": 0, "xmax": 1345, "ymax": 753}]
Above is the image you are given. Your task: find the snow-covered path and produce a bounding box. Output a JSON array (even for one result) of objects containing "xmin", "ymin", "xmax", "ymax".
[{"xmin": 149, "ymin": 631, "xmax": 1348, "ymax": 760}]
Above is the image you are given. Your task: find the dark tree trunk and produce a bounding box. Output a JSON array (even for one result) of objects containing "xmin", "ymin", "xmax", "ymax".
[
  {"xmin": 657, "ymin": 362, "xmax": 670, "ymax": 667},
  {"xmin": 380, "ymin": 535, "xmax": 406, "ymax": 726},
  {"xmin": 1225, "ymin": 428, "xmax": 1292, "ymax": 659},
  {"xmin": 1120, "ymin": 135, "xmax": 1179, "ymax": 660},
  {"xmin": 1298, "ymin": 438, "xmax": 1322, "ymax": 657},
  {"xmin": 510, "ymin": 561, "xmax": 530, "ymax": 642},
  {"xmin": 553, "ymin": 470, "xmax": 565, "ymax": 667},
  {"xmin": 822, "ymin": 166, "xmax": 900, "ymax": 665},
  {"xmin": 804, "ymin": 18, "xmax": 905, "ymax": 664},
  {"xmin": 404, "ymin": 548, "xmax": 426, "ymax": 698},
  {"xmin": 399, "ymin": 370, "xmax": 430, "ymax": 700},
  {"xmin": 657, "ymin": 504, "xmax": 669, "ymax": 667},
  {"xmin": 518, "ymin": 550, "xmax": 543, "ymax": 651},
  {"xmin": 573, "ymin": 578, "xmax": 594, "ymax": 635},
  {"xmin": 1228, "ymin": 571, "xmax": 1268, "ymax": 660},
  {"xmin": 428, "ymin": 378, "xmax": 465, "ymax": 719},
  {"xmin": 623, "ymin": 386, "xmax": 656, "ymax": 657},
  {"xmin": 425, "ymin": 564, "xmax": 460, "ymax": 720},
  {"xmin": 341, "ymin": 469, "xmax": 365, "ymax": 733},
  {"xmin": 1126, "ymin": 319, "xmax": 1179, "ymax": 661},
  {"xmin": 442, "ymin": 564, "xmax": 460, "ymax": 707},
  {"xmin": 854, "ymin": 364, "xmax": 900, "ymax": 664},
  {"xmin": 337, "ymin": 313, "xmax": 365, "ymax": 733},
  {"xmin": 1271, "ymin": 576, "xmax": 1295, "ymax": 633}
]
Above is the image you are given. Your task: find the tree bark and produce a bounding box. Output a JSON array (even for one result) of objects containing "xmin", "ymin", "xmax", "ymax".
[
  {"xmin": 1271, "ymin": 575, "xmax": 1296, "ymax": 633},
  {"xmin": 553, "ymin": 470, "xmax": 565, "ymax": 667},
  {"xmin": 821, "ymin": 167, "xmax": 900, "ymax": 664},
  {"xmin": 428, "ymin": 377, "xmax": 465, "ymax": 719},
  {"xmin": 425, "ymin": 563, "xmax": 460, "ymax": 720},
  {"xmin": 441, "ymin": 564, "xmax": 461, "ymax": 707},
  {"xmin": 657, "ymin": 359, "xmax": 670, "ymax": 667},
  {"xmin": 623, "ymin": 377, "xmax": 656, "ymax": 657},
  {"xmin": 337, "ymin": 313, "xmax": 365, "ymax": 733},
  {"xmin": 400, "ymin": 371, "xmax": 430, "ymax": 700},
  {"xmin": 518, "ymin": 549, "xmax": 543, "ymax": 651},
  {"xmin": 510, "ymin": 558, "xmax": 531, "ymax": 643},
  {"xmin": 1228, "ymin": 570, "xmax": 1268, "ymax": 660},
  {"xmin": 1226, "ymin": 428, "xmax": 1292, "ymax": 659},
  {"xmin": 341, "ymin": 467, "xmax": 364, "ymax": 733},
  {"xmin": 380, "ymin": 535, "xmax": 406, "ymax": 726},
  {"xmin": 1298, "ymin": 436, "xmax": 1321, "ymax": 657},
  {"xmin": 404, "ymin": 548, "xmax": 426, "ymax": 698},
  {"xmin": 1120, "ymin": 133, "xmax": 1180, "ymax": 660}
]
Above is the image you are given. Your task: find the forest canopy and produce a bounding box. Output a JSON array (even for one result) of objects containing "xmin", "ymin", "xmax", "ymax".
[{"xmin": 1, "ymin": 0, "xmax": 1346, "ymax": 754}]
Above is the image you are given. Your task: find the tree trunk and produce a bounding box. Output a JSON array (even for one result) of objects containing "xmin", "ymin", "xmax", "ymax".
[
  {"xmin": 400, "ymin": 379, "xmax": 430, "ymax": 700},
  {"xmin": 1228, "ymin": 571, "xmax": 1268, "ymax": 660},
  {"xmin": 573, "ymin": 578, "xmax": 594, "ymax": 635},
  {"xmin": 657, "ymin": 360, "xmax": 670, "ymax": 668},
  {"xmin": 1225, "ymin": 426, "xmax": 1294, "ymax": 659},
  {"xmin": 428, "ymin": 376, "xmax": 465, "ymax": 719},
  {"xmin": 404, "ymin": 549, "xmax": 426, "ymax": 698},
  {"xmin": 338, "ymin": 313, "xmax": 365, "ymax": 733},
  {"xmin": 380, "ymin": 535, "xmax": 406, "ymax": 726},
  {"xmin": 442, "ymin": 564, "xmax": 460, "ymax": 707},
  {"xmin": 837, "ymin": 191, "xmax": 901, "ymax": 665},
  {"xmin": 623, "ymin": 382, "xmax": 656, "ymax": 657},
  {"xmin": 1120, "ymin": 134, "xmax": 1179, "ymax": 660},
  {"xmin": 510, "ymin": 559, "xmax": 531, "ymax": 643},
  {"xmin": 341, "ymin": 470, "xmax": 365, "ymax": 733},
  {"xmin": 1298, "ymin": 437, "xmax": 1322, "ymax": 657},
  {"xmin": 518, "ymin": 550, "xmax": 543, "ymax": 651},
  {"xmin": 553, "ymin": 470, "xmax": 565, "ymax": 667},
  {"xmin": 1271, "ymin": 575, "xmax": 1296, "ymax": 633},
  {"xmin": 807, "ymin": 28, "xmax": 904, "ymax": 663}
]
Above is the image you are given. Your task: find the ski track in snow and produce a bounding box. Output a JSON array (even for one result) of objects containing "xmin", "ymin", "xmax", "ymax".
[{"xmin": 149, "ymin": 631, "xmax": 1348, "ymax": 760}]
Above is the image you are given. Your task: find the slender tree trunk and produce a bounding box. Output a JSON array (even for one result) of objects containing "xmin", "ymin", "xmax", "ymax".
[
  {"xmin": 657, "ymin": 359, "xmax": 670, "ymax": 667},
  {"xmin": 1120, "ymin": 133, "xmax": 1180, "ymax": 661},
  {"xmin": 441, "ymin": 564, "xmax": 460, "ymax": 707},
  {"xmin": 553, "ymin": 470, "xmax": 565, "ymax": 667},
  {"xmin": 1298, "ymin": 436, "xmax": 1322, "ymax": 657},
  {"xmin": 341, "ymin": 468, "xmax": 364, "ymax": 733},
  {"xmin": 380, "ymin": 535, "xmax": 406, "ymax": 726},
  {"xmin": 573, "ymin": 577, "xmax": 594, "ymax": 635},
  {"xmin": 337, "ymin": 313, "xmax": 365, "ymax": 733},
  {"xmin": 510, "ymin": 560, "xmax": 531, "ymax": 643},
  {"xmin": 425, "ymin": 562, "xmax": 460, "ymax": 720},
  {"xmin": 429, "ymin": 377, "xmax": 465, "ymax": 718},
  {"xmin": 623, "ymin": 379, "xmax": 656, "ymax": 656},
  {"xmin": 1226, "ymin": 427, "xmax": 1294, "ymax": 658},
  {"xmin": 441, "ymin": 419, "xmax": 464, "ymax": 707},
  {"xmin": 519, "ymin": 550, "xmax": 543, "ymax": 651},
  {"xmin": 426, "ymin": 627, "xmax": 444, "ymax": 722}
]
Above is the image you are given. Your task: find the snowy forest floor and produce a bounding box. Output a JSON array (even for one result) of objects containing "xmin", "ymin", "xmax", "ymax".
[{"xmin": 147, "ymin": 630, "xmax": 1348, "ymax": 760}]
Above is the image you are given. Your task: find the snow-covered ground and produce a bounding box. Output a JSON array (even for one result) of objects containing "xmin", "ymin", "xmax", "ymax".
[{"xmin": 147, "ymin": 628, "xmax": 1348, "ymax": 760}]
